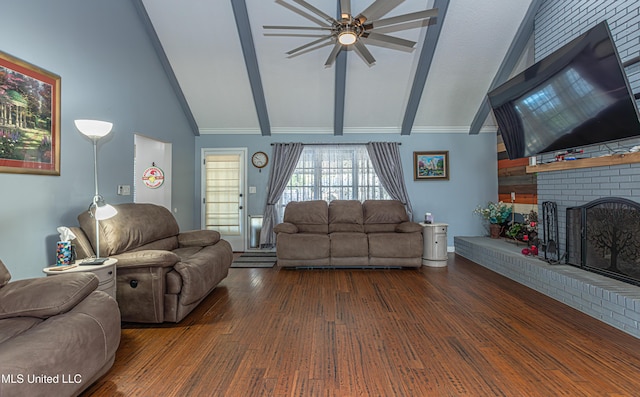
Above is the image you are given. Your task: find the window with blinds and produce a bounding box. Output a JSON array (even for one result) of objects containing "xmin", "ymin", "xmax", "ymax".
[{"xmin": 204, "ymin": 153, "xmax": 241, "ymax": 235}]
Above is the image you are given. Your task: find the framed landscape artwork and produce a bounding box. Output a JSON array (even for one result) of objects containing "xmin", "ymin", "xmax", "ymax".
[
  {"xmin": 0, "ymin": 50, "xmax": 61, "ymax": 175},
  {"xmin": 413, "ymin": 151, "xmax": 449, "ymax": 180}
]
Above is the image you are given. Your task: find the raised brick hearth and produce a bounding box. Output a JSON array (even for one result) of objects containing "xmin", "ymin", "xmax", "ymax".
[{"xmin": 454, "ymin": 236, "xmax": 640, "ymax": 338}]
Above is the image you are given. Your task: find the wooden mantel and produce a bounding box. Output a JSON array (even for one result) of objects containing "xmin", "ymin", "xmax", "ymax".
[{"xmin": 526, "ymin": 151, "xmax": 640, "ymax": 173}]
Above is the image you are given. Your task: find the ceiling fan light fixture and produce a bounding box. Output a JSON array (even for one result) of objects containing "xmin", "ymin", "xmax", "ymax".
[
  {"xmin": 265, "ymin": 0, "xmax": 439, "ymax": 66},
  {"xmin": 338, "ymin": 29, "xmax": 357, "ymax": 45}
]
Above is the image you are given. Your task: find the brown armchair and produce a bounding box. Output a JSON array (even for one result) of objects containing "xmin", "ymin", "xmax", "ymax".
[
  {"xmin": 0, "ymin": 259, "xmax": 120, "ymax": 397},
  {"xmin": 72, "ymin": 203, "xmax": 233, "ymax": 323}
]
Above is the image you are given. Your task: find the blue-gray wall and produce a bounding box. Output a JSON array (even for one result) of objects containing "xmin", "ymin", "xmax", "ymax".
[
  {"xmin": 0, "ymin": 0, "xmax": 196, "ymax": 280},
  {"xmin": 0, "ymin": 1, "xmax": 500, "ymax": 280},
  {"xmin": 196, "ymin": 133, "xmax": 499, "ymax": 247},
  {"xmin": 534, "ymin": 0, "xmax": 640, "ymax": 257}
]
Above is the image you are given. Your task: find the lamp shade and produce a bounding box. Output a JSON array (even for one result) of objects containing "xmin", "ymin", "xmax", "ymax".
[
  {"xmin": 94, "ymin": 203, "xmax": 118, "ymax": 220},
  {"xmin": 93, "ymin": 196, "xmax": 118, "ymax": 220},
  {"xmin": 75, "ymin": 119, "xmax": 113, "ymax": 139}
]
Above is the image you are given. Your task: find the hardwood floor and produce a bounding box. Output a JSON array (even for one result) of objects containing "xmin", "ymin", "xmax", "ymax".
[{"xmin": 82, "ymin": 254, "xmax": 640, "ymax": 396}]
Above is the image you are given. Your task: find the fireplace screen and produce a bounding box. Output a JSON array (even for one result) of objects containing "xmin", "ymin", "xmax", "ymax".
[
  {"xmin": 567, "ymin": 197, "xmax": 640, "ymax": 286},
  {"xmin": 566, "ymin": 207, "xmax": 582, "ymax": 267}
]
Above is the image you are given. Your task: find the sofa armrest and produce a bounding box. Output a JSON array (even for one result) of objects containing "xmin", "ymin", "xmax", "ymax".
[
  {"xmin": 112, "ymin": 250, "xmax": 180, "ymax": 269},
  {"xmin": 273, "ymin": 222, "xmax": 298, "ymax": 234},
  {"xmin": 70, "ymin": 226, "xmax": 95, "ymax": 258},
  {"xmin": 395, "ymin": 221, "xmax": 423, "ymax": 233},
  {"xmin": 178, "ymin": 230, "xmax": 221, "ymax": 247},
  {"xmin": 0, "ymin": 273, "xmax": 98, "ymax": 320}
]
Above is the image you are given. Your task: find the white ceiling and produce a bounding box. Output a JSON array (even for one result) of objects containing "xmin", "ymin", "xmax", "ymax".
[{"xmin": 141, "ymin": 0, "xmax": 534, "ymax": 135}]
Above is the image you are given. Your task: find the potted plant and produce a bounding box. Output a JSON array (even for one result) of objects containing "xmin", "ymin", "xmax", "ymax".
[{"xmin": 474, "ymin": 201, "xmax": 513, "ymax": 238}]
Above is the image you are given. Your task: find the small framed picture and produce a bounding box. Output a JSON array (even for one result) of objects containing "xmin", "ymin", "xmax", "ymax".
[{"xmin": 413, "ymin": 151, "xmax": 449, "ymax": 180}]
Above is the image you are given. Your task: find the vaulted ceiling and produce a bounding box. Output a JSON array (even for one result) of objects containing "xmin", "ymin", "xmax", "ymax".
[{"xmin": 137, "ymin": 0, "xmax": 537, "ymax": 136}]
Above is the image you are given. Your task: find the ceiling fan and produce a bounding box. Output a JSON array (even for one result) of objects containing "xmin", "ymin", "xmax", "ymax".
[{"xmin": 264, "ymin": 0, "xmax": 438, "ymax": 67}]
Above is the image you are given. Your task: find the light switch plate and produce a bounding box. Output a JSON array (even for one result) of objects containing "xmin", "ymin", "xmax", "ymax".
[{"xmin": 117, "ymin": 185, "xmax": 131, "ymax": 195}]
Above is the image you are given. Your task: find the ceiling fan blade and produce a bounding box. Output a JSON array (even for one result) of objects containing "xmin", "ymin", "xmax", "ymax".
[
  {"xmin": 339, "ymin": 0, "xmax": 351, "ymax": 19},
  {"xmin": 353, "ymin": 41, "xmax": 376, "ymax": 65},
  {"xmin": 291, "ymin": 0, "xmax": 337, "ymax": 24},
  {"xmin": 371, "ymin": 18, "xmax": 437, "ymax": 34},
  {"xmin": 356, "ymin": 0, "xmax": 404, "ymax": 23},
  {"xmin": 324, "ymin": 42, "xmax": 343, "ymax": 67},
  {"xmin": 365, "ymin": 32, "xmax": 415, "ymax": 49},
  {"xmin": 288, "ymin": 40, "xmax": 334, "ymax": 58},
  {"xmin": 265, "ymin": 33, "xmax": 328, "ymax": 38},
  {"xmin": 287, "ymin": 35, "xmax": 335, "ymax": 55},
  {"xmin": 275, "ymin": 0, "xmax": 330, "ymax": 27},
  {"xmin": 264, "ymin": 25, "xmax": 333, "ymax": 31},
  {"xmin": 367, "ymin": 9, "xmax": 438, "ymax": 29}
]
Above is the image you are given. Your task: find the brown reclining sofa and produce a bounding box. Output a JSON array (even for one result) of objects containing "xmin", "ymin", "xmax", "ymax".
[{"xmin": 274, "ymin": 200, "xmax": 423, "ymax": 268}]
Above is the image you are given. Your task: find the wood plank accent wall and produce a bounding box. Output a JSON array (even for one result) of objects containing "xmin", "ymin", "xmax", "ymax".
[{"xmin": 497, "ymin": 133, "xmax": 537, "ymax": 205}]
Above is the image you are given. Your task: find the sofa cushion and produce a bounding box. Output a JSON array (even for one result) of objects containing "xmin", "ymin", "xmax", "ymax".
[
  {"xmin": 276, "ymin": 233, "xmax": 330, "ymax": 260},
  {"xmin": 329, "ymin": 232, "xmax": 368, "ymax": 257},
  {"xmin": 78, "ymin": 203, "xmax": 180, "ymax": 256},
  {"xmin": 0, "ymin": 273, "xmax": 98, "ymax": 319},
  {"xmin": 0, "ymin": 317, "xmax": 42, "ymax": 344},
  {"xmin": 283, "ymin": 200, "xmax": 329, "ymax": 233},
  {"xmin": 368, "ymin": 232, "xmax": 423, "ymax": 258},
  {"xmin": 329, "ymin": 200, "xmax": 364, "ymax": 233},
  {"xmin": 0, "ymin": 260, "xmax": 10, "ymax": 287},
  {"xmin": 363, "ymin": 200, "xmax": 410, "ymax": 233}
]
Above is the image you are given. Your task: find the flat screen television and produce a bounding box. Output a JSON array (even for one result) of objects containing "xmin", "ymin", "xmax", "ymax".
[{"xmin": 488, "ymin": 21, "xmax": 640, "ymax": 160}]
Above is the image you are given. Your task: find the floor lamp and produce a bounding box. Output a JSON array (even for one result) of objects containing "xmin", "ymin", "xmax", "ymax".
[{"xmin": 75, "ymin": 119, "xmax": 117, "ymax": 265}]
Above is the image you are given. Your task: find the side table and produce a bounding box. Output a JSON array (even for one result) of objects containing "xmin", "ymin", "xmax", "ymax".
[
  {"xmin": 420, "ymin": 222, "xmax": 448, "ymax": 267},
  {"xmin": 43, "ymin": 258, "xmax": 117, "ymax": 299}
]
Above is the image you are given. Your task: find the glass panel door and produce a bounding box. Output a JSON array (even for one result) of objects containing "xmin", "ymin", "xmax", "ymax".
[{"xmin": 202, "ymin": 149, "xmax": 246, "ymax": 251}]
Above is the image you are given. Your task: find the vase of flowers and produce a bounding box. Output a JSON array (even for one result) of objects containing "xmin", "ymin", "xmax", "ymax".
[
  {"xmin": 474, "ymin": 201, "xmax": 513, "ymax": 239},
  {"xmin": 505, "ymin": 210, "xmax": 539, "ymax": 245}
]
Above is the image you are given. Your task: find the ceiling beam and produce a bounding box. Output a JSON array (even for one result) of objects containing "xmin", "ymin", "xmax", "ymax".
[
  {"xmin": 400, "ymin": 0, "xmax": 449, "ymax": 135},
  {"xmin": 231, "ymin": 0, "xmax": 271, "ymax": 136},
  {"xmin": 334, "ymin": 50, "xmax": 347, "ymax": 136},
  {"xmin": 468, "ymin": 0, "xmax": 543, "ymax": 135},
  {"xmin": 334, "ymin": 2, "xmax": 347, "ymax": 136},
  {"xmin": 133, "ymin": 0, "xmax": 199, "ymax": 136}
]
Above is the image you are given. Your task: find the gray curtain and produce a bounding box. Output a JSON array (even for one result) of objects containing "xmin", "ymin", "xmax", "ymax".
[
  {"xmin": 260, "ymin": 142, "xmax": 304, "ymax": 248},
  {"xmin": 366, "ymin": 142, "xmax": 414, "ymax": 220}
]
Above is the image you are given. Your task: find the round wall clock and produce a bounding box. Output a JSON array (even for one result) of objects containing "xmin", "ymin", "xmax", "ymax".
[{"xmin": 251, "ymin": 151, "xmax": 268, "ymax": 168}]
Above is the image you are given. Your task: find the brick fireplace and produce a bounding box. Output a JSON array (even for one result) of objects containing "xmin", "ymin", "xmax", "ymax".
[{"xmin": 535, "ymin": 137, "xmax": 640, "ymax": 268}]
